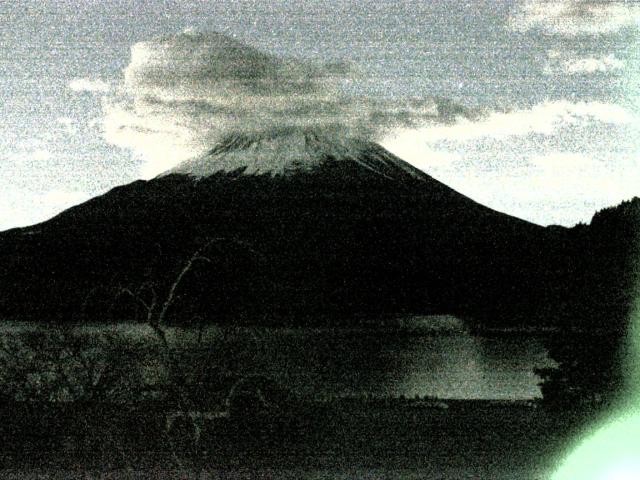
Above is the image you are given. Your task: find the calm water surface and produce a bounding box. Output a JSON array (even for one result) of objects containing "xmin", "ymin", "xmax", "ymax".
[{"xmin": 0, "ymin": 316, "xmax": 554, "ymax": 400}]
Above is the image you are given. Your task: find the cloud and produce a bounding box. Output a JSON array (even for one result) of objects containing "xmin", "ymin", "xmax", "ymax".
[
  {"xmin": 69, "ymin": 78, "xmax": 110, "ymax": 93},
  {"xmin": 420, "ymin": 150, "xmax": 640, "ymax": 226},
  {"xmin": 8, "ymin": 147, "xmax": 53, "ymax": 163},
  {"xmin": 377, "ymin": 100, "xmax": 639, "ymax": 226},
  {"xmin": 381, "ymin": 129, "xmax": 461, "ymax": 172},
  {"xmin": 545, "ymin": 51, "xmax": 625, "ymax": 75},
  {"xmin": 56, "ymin": 116, "xmax": 77, "ymax": 134},
  {"xmin": 30, "ymin": 148, "xmax": 52, "ymax": 162},
  {"xmin": 39, "ymin": 190, "xmax": 89, "ymax": 206},
  {"xmin": 103, "ymin": 31, "xmax": 472, "ymax": 177},
  {"xmin": 411, "ymin": 101, "xmax": 633, "ymax": 142},
  {"xmin": 0, "ymin": 189, "xmax": 89, "ymax": 232},
  {"xmin": 505, "ymin": 152, "xmax": 640, "ymax": 220},
  {"xmin": 526, "ymin": 152, "xmax": 620, "ymax": 199},
  {"xmin": 511, "ymin": 0, "xmax": 640, "ymax": 36}
]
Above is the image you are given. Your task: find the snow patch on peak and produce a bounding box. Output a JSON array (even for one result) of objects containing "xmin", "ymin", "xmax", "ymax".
[{"xmin": 162, "ymin": 128, "xmax": 429, "ymax": 181}]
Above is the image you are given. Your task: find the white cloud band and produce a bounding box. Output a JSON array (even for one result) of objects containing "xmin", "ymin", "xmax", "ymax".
[
  {"xmin": 545, "ymin": 51, "xmax": 625, "ymax": 75},
  {"xmin": 408, "ymin": 101, "xmax": 633, "ymax": 142},
  {"xmin": 511, "ymin": 0, "xmax": 640, "ymax": 36},
  {"xmin": 103, "ymin": 31, "xmax": 473, "ymax": 177},
  {"xmin": 69, "ymin": 78, "xmax": 110, "ymax": 93}
]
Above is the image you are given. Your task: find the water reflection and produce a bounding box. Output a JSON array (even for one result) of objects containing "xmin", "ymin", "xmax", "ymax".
[{"xmin": 0, "ymin": 317, "xmax": 554, "ymax": 400}]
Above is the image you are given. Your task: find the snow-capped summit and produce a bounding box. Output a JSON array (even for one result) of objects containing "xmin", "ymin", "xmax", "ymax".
[{"xmin": 163, "ymin": 127, "xmax": 428, "ymax": 182}]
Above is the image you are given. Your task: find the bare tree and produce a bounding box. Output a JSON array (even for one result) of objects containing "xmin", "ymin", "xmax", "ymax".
[
  {"xmin": 119, "ymin": 236, "xmax": 260, "ymax": 349},
  {"xmin": 113, "ymin": 236, "xmax": 265, "ymax": 461}
]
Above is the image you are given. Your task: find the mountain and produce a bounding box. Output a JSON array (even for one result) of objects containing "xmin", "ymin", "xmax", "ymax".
[
  {"xmin": 167, "ymin": 128, "xmax": 431, "ymax": 180},
  {"xmin": 0, "ymin": 128, "xmax": 637, "ymax": 329}
]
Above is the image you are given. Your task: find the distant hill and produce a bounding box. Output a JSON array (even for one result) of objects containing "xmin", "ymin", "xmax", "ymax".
[{"xmin": 0, "ymin": 128, "xmax": 637, "ymax": 329}]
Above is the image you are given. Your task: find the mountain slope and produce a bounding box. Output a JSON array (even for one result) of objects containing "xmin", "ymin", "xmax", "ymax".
[{"xmin": 0, "ymin": 129, "xmax": 636, "ymax": 329}]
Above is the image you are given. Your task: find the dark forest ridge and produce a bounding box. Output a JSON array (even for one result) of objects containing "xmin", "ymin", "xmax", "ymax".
[{"xmin": 0, "ymin": 128, "xmax": 638, "ymax": 332}]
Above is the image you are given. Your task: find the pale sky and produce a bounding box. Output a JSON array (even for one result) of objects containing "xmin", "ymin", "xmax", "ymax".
[{"xmin": 1, "ymin": 0, "xmax": 639, "ymax": 229}]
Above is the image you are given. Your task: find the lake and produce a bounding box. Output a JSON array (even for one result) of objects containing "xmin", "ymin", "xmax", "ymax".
[
  {"xmin": 1, "ymin": 315, "xmax": 554, "ymax": 400},
  {"xmin": 208, "ymin": 325, "xmax": 553, "ymax": 401}
]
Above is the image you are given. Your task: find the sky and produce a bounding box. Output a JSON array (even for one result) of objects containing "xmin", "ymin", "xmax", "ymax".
[{"xmin": 0, "ymin": 0, "xmax": 639, "ymax": 230}]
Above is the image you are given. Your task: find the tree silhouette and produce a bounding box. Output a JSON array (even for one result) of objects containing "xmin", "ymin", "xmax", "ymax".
[
  {"xmin": 111, "ymin": 236, "xmax": 268, "ymax": 460},
  {"xmin": 117, "ymin": 236, "xmax": 261, "ymax": 347}
]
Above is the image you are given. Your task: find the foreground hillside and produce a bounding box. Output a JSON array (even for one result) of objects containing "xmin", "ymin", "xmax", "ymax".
[{"xmin": 0, "ymin": 398, "xmax": 579, "ymax": 478}]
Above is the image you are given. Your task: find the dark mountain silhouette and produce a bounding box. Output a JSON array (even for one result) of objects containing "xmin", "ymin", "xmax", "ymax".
[{"xmin": 0, "ymin": 128, "xmax": 637, "ymax": 330}]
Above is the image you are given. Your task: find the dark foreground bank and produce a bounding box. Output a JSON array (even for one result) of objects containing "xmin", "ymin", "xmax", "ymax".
[{"xmin": 0, "ymin": 399, "xmax": 592, "ymax": 478}]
